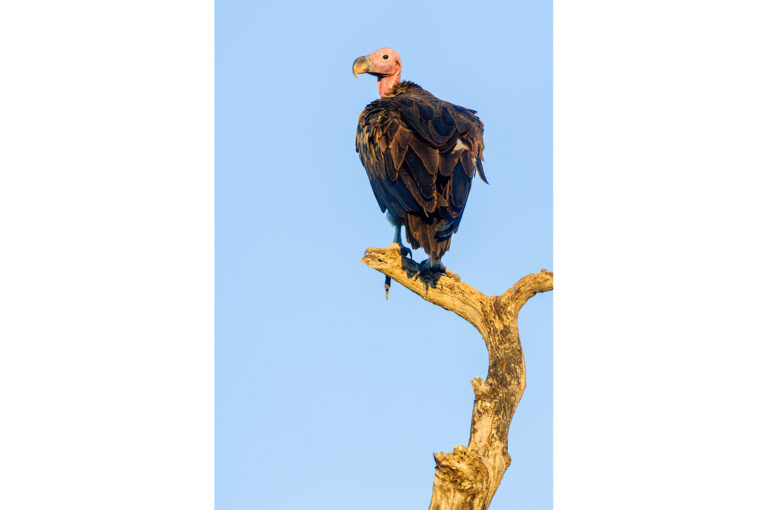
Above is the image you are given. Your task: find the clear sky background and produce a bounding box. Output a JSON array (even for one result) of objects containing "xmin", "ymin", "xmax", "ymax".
[{"xmin": 216, "ymin": 1, "xmax": 552, "ymax": 508}]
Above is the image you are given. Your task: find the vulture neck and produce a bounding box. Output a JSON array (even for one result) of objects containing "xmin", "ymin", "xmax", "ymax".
[{"xmin": 377, "ymin": 69, "xmax": 401, "ymax": 97}]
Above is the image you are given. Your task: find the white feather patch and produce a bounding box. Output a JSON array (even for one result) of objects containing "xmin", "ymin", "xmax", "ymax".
[{"xmin": 452, "ymin": 139, "xmax": 469, "ymax": 153}]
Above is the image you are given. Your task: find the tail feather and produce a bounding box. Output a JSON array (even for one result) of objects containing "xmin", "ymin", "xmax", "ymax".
[{"xmin": 403, "ymin": 213, "xmax": 452, "ymax": 262}]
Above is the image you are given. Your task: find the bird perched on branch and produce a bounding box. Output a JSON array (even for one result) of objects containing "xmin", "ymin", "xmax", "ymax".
[{"xmin": 353, "ymin": 47, "xmax": 487, "ymax": 291}]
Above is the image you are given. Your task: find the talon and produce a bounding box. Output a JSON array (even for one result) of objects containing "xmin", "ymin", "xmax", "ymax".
[{"xmin": 418, "ymin": 258, "xmax": 447, "ymax": 274}]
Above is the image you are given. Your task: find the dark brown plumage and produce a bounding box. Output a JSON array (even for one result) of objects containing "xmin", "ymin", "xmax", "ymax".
[{"xmin": 355, "ymin": 81, "xmax": 486, "ymax": 262}]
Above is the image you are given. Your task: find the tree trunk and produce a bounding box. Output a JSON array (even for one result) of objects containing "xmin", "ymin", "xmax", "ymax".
[{"xmin": 361, "ymin": 244, "xmax": 553, "ymax": 510}]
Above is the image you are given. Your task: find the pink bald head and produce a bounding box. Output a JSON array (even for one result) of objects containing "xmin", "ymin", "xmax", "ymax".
[{"xmin": 352, "ymin": 47, "xmax": 402, "ymax": 98}]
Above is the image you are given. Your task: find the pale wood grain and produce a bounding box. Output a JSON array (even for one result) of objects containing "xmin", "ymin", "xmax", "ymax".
[{"xmin": 361, "ymin": 244, "xmax": 553, "ymax": 510}]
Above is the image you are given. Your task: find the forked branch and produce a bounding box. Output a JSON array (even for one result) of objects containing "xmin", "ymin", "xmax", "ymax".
[{"xmin": 361, "ymin": 244, "xmax": 553, "ymax": 510}]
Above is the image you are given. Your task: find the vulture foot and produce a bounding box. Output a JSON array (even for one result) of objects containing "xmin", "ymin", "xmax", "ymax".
[{"xmin": 418, "ymin": 258, "xmax": 446, "ymax": 274}]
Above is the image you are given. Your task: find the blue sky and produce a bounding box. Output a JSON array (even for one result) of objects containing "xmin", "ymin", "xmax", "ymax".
[{"xmin": 216, "ymin": 1, "xmax": 552, "ymax": 508}]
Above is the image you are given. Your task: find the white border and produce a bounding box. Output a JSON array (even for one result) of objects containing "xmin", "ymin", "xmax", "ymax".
[
  {"xmin": 0, "ymin": 2, "xmax": 214, "ymax": 508},
  {"xmin": 555, "ymin": 1, "xmax": 768, "ymax": 508}
]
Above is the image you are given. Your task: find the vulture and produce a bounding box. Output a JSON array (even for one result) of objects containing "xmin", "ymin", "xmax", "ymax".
[{"xmin": 353, "ymin": 47, "xmax": 487, "ymax": 280}]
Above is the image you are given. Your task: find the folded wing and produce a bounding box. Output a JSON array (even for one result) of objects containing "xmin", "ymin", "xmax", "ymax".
[{"xmin": 356, "ymin": 82, "xmax": 486, "ymax": 260}]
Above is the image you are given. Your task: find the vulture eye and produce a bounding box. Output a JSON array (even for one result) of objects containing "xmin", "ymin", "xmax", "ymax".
[{"xmin": 382, "ymin": 55, "xmax": 389, "ymax": 60}]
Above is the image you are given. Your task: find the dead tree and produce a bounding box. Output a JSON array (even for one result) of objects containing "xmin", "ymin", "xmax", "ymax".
[{"xmin": 361, "ymin": 244, "xmax": 554, "ymax": 510}]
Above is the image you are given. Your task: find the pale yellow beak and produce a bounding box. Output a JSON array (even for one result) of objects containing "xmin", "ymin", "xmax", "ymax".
[{"xmin": 352, "ymin": 56, "xmax": 371, "ymax": 78}]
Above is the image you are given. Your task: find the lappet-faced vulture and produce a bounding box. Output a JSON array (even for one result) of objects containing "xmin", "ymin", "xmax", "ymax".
[{"xmin": 353, "ymin": 47, "xmax": 487, "ymax": 281}]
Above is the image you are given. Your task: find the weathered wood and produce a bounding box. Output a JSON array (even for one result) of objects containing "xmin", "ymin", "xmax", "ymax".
[{"xmin": 361, "ymin": 244, "xmax": 553, "ymax": 510}]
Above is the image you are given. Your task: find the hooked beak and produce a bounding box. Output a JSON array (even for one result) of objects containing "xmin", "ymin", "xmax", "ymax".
[{"xmin": 352, "ymin": 56, "xmax": 371, "ymax": 78}]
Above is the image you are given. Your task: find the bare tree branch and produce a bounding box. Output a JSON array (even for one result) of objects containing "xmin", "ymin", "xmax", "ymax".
[{"xmin": 361, "ymin": 244, "xmax": 553, "ymax": 510}]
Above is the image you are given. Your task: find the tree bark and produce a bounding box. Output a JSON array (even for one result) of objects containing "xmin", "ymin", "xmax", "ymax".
[{"xmin": 360, "ymin": 244, "xmax": 553, "ymax": 510}]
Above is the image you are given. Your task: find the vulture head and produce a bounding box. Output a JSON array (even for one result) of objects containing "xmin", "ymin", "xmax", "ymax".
[{"xmin": 353, "ymin": 47, "xmax": 402, "ymax": 98}]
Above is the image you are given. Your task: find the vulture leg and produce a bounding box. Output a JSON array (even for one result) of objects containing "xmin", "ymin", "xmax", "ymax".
[
  {"xmin": 387, "ymin": 212, "xmax": 412, "ymax": 258},
  {"xmin": 393, "ymin": 224, "xmax": 412, "ymax": 258}
]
